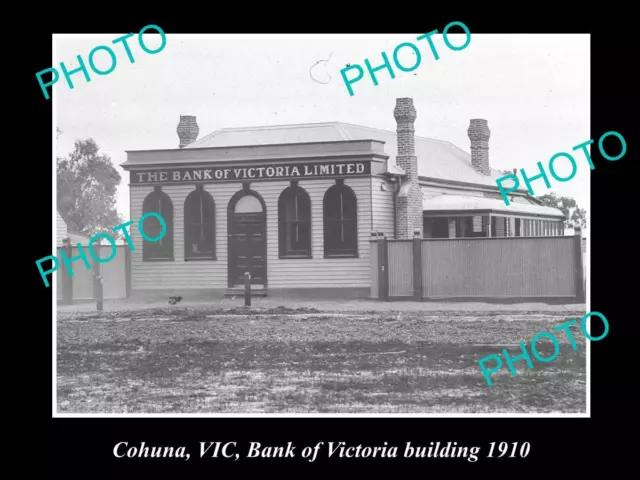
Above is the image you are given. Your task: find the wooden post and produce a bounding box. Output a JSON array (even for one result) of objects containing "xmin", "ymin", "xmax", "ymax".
[
  {"xmin": 92, "ymin": 244, "xmax": 103, "ymax": 311},
  {"xmin": 573, "ymin": 226, "xmax": 585, "ymax": 303},
  {"xmin": 378, "ymin": 234, "xmax": 389, "ymax": 301},
  {"xmin": 92, "ymin": 245, "xmax": 99, "ymax": 300},
  {"xmin": 61, "ymin": 239, "xmax": 73, "ymax": 305},
  {"xmin": 96, "ymin": 269, "xmax": 104, "ymax": 311},
  {"xmin": 413, "ymin": 230, "xmax": 422, "ymax": 301},
  {"xmin": 370, "ymin": 231, "xmax": 379, "ymax": 299},
  {"xmin": 244, "ymin": 271, "xmax": 251, "ymax": 307}
]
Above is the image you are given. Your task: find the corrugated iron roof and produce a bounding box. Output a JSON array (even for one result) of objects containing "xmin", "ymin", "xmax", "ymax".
[
  {"xmin": 186, "ymin": 122, "xmax": 520, "ymax": 190},
  {"xmin": 57, "ymin": 206, "xmax": 71, "ymax": 226},
  {"xmin": 422, "ymin": 194, "xmax": 565, "ymax": 218},
  {"xmin": 61, "ymin": 231, "xmax": 92, "ymax": 246}
]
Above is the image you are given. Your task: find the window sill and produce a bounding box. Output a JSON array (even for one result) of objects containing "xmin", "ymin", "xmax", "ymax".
[
  {"xmin": 324, "ymin": 253, "xmax": 358, "ymax": 259},
  {"xmin": 143, "ymin": 257, "xmax": 175, "ymax": 262},
  {"xmin": 185, "ymin": 257, "xmax": 218, "ymax": 261},
  {"xmin": 278, "ymin": 254, "xmax": 312, "ymax": 259}
]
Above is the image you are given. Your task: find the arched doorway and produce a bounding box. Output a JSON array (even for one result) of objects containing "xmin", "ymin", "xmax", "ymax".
[{"xmin": 227, "ymin": 188, "xmax": 267, "ymax": 289}]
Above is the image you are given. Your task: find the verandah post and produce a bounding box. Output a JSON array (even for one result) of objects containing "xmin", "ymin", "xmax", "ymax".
[{"xmin": 413, "ymin": 230, "xmax": 422, "ymax": 300}]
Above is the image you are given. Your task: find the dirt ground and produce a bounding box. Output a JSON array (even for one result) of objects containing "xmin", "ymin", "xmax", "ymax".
[
  {"xmin": 56, "ymin": 304, "xmax": 587, "ymax": 414},
  {"xmin": 57, "ymin": 295, "xmax": 585, "ymax": 314}
]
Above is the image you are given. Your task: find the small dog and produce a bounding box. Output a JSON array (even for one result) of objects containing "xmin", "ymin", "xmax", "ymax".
[{"xmin": 168, "ymin": 295, "xmax": 183, "ymax": 306}]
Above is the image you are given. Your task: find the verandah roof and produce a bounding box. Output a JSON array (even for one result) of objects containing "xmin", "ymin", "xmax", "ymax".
[{"xmin": 422, "ymin": 194, "xmax": 565, "ymax": 219}]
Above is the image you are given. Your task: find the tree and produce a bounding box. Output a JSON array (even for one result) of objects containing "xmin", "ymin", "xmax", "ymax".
[
  {"xmin": 57, "ymin": 138, "xmax": 124, "ymax": 237},
  {"xmin": 56, "ymin": 127, "xmax": 62, "ymax": 139},
  {"xmin": 537, "ymin": 192, "xmax": 587, "ymax": 229}
]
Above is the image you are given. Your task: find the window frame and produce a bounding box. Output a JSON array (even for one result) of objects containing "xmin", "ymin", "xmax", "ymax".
[
  {"xmin": 183, "ymin": 185, "xmax": 217, "ymax": 261},
  {"xmin": 142, "ymin": 186, "xmax": 174, "ymax": 262},
  {"xmin": 278, "ymin": 182, "xmax": 312, "ymax": 259},
  {"xmin": 323, "ymin": 180, "xmax": 358, "ymax": 258}
]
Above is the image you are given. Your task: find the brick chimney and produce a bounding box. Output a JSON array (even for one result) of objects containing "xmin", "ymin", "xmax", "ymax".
[
  {"xmin": 467, "ymin": 119, "xmax": 491, "ymax": 175},
  {"xmin": 394, "ymin": 98, "xmax": 423, "ymax": 239},
  {"xmin": 177, "ymin": 115, "xmax": 199, "ymax": 148}
]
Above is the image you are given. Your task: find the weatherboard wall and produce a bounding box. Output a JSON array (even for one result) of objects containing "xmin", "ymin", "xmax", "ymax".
[
  {"xmin": 128, "ymin": 177, "xmax": 373, "ymax": 291},
  {"xmin": 56, "ymin": 209, "xmax": 68, "ymax": 247},
  {"xmin": 370, "ymin": 175, "xmax": 395, "ymax": 237}
]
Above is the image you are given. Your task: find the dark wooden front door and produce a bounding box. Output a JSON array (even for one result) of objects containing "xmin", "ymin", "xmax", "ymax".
[{"xmin": 228, "ymin": 212, "xmax": 267, "ymax": 287}]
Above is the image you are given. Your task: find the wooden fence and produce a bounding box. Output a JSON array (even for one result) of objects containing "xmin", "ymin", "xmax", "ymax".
[
  {"xmin": 56, "ymin": 244, "xmax": 130, "ymax": 304},
  {"xmin": 370, "ymin": 231, "xmax": 585, "ymax": 302}
]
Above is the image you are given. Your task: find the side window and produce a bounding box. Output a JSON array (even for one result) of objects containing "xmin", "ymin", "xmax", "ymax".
[
  {"xmin": 278, "ymin": 182, "xmax": 311, "ymax": 258},
  {"xmin": 184, "ymin": 185, "xmax": 216, "ymax": 260},
  {"xmin": 323, "ymin": 180, "xmax": 358, "ymax": 257},
  {"xmin": 142, "ymin": 186, "xmax": 174, "ymax": 261}
]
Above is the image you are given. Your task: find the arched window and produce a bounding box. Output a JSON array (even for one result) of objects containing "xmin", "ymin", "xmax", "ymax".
[
  {"xmin": 142, "ymin": 187, "xmax": 173, "ymax": 261},
  {"xmin": 234, "ymin": 194, "xmax": 263, "ymax": 213},
  {"xmin": 278, "ymin": 182, "xmax": 311, "ymax": 258},
  {"xmin": 184, "ymin": 185, "xmax": 216, "ymax": 260},
  {"xmin": 323, "ymin": 180, "xmax": 358, "ymax": 257}
]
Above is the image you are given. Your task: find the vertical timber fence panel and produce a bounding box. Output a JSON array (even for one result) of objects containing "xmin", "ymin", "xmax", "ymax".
[
  {"xmin": 573, "ymin": 227, "xmax": 585, "ymax": 303},
  {"xmin": 369, "ymin": 234, "xmax": 379, "ymax": 299},
  {"xmin": 421, "ymin": 236, "xmax": 577, "ymax": 299},
  {"xmin": 71, "ymin": 245, "xmax": 95, "ymax": 300},
  {"xmin": 99, "ymin": 245, "xmax": 128, "ymax": 300},
  {"xmin": 378, "ymin": 236, "xmax": 389, "ymax": 301},
  {"xmin": 370, "ymin": 234, "xmax": 584, "ymax": 301},
  {"xmin": 56, "ymin": 270, "xmax": 65, "ymax": 302},
  {"xmin": 60, "ymin": 242, "xmax": 73, "ymax": 305},
  {"xmin": 66, "ymin": 244, "xmax": 130, "ymax": 303},
  {"xmin": 387, "ymin": 240, "xmax": 413, "ymax": 298}
]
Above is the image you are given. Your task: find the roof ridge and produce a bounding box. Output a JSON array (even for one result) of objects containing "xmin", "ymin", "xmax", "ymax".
[
  {"xmin": 188, "ymin": 122, "xmax": 344, "ymax": 148},
  {"xmin": 209, "ymin": 121, "xmax": 342, "ymax": 133},
  {"xmin": 336, "ymin": 121, "xmax": 459, "ymax": 146},
  {"xmin": 192, "ymin": 120, "xmax": 465, "ymax": 148}
]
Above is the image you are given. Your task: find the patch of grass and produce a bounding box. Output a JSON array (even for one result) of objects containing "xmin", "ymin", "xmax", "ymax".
[{"xmin": 57, "ymin": 312, "xmax": 586, "ymax": 414}]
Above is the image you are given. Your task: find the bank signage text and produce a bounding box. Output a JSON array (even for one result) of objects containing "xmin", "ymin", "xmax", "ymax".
[{"xmin": 130, "ymin": 161, "xmax": 372, "ymax": 184}]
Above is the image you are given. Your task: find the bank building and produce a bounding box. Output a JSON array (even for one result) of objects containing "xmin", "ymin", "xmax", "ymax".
[{"xmin": 121, "ymin": 97, "xmax": 565, "ymax": 299}]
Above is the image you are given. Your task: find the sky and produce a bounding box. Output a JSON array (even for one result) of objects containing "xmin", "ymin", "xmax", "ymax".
[{"xmin": 54, "ymin": 33, "xmax": 590, "ymax": 222}]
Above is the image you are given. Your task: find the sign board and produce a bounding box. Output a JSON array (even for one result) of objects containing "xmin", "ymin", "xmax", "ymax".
[{"xmin": 130, "ymin": 161, "xmax": 372, "ymax": 184}]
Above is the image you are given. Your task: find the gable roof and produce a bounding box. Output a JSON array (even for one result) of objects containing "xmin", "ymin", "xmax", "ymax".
[
  {"xmin": 66, "ymin": 231, "xmax": 91, "ymax": 244},
  {"xmin": 57, "ymin": 206, "xmax": 70, "ymax": 226},
  {"xmin": 186, "ymin": 121, "xmax": 520, "ymax": 190},
  {"xmin": 57, "ymin": 206, "xmax": 92, "ymax": 240}
]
